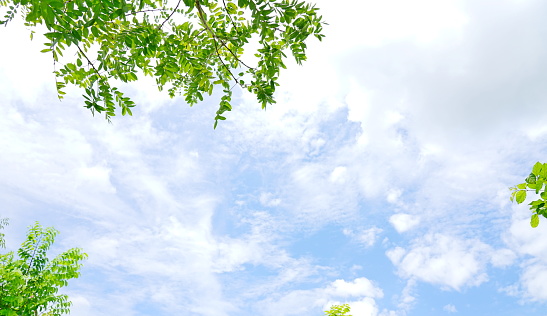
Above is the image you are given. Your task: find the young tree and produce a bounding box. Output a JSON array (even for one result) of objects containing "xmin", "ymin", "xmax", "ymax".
[
  {"xmin": 0, "ymin": 220, "xmax": 87, "ymax": 315},
  {"xmin": 510, "ymin": 161, "xmax": 547, "ymax": 228},
  {"xmin": 324, "ymin": 304, "xmax": 352, "ymax": 316},
  {"xmin": 0, "ymin": 0, "xmax": 325, "ymax": 127}
]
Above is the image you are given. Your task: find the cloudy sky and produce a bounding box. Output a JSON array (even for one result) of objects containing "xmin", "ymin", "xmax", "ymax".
[{"xmin": 2, "ymin": 0, "xmax": 547, "ymax": 315}]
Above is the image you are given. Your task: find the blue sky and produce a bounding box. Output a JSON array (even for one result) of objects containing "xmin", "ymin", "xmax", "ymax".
[{"xmin": 2, "ymin": 0, "xmax": 547, "ymax": 315}]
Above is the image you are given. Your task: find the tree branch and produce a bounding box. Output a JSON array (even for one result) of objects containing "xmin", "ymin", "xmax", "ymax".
[
  {"xmin": 159, "ymin": 0, "xmax": 182, "ymax": 29},
  {"xmin": 25, "ymin": 235, "xmax": 43, "ymax": 274},
  {"xmin": 221, "ymin": 0, "xmax": 242, "ymax": 37},
  {"xmin": 76, "ymin": 44, "xmax": 103, "ymax": 79},
  {"xmin": 195, "ymin": 0, "xmax": 254, "ymax": 70},
  {"xmin": 211, "ymin": 36, "xmax": 239, "ymax": 85}
]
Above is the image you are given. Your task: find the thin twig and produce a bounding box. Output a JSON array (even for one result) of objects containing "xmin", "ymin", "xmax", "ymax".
[
  {"xmin": 221, "ymin": 0, "xmax": 242, "ymax": 37},
  {"xmin": 211, "ymin": 36, "xmax": 239, "ymax": 84},
  {"xmin": 25, "ymin": 235, "xmax": 43, "ymax": 274},
  {"xmin": 76, "ymin": 44, "xmax": 102, "ymax": 77},
  {"xmin": 126, "ymin": 8, "xmax": 168, "ymax": 16},
  {"xmin": 159, "ymin": 0, "xmax": 182, "ymax": 29},
  {"xmin": 195, "ymin": 0, "xmax": 254, "ymax": 70}
]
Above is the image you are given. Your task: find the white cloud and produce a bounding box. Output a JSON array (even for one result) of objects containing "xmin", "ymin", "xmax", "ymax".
[
  {"xmin": 76, "ymin": 165, "xmax": 116, "ymax": 194},
  {"xmin": 519, "ymin": 263, "xmax": 547, "ymax": 302},
  {"xmin": 67, "ymin": 295, "xmax": 92, "ymax": 316},
  {"xmin": 387, "ymin": 234, "xmax": 490, "ymax": 290},
  {"xmin": 386, "ymin": 189, "xmax": 402, "ymax": 204},
  {"xmin": 389, "ymin": 214, "xmax": 420, "ymax": 233},
  {"xmin": 346, "ymin": 297, "xmax": 380, "ymax": 316},
  {"xmin": 506, "ymin": 211, "xmax": 547, "ymax": 261},
  {"xmin": 443, "ymin": 304, "xmax": 457, "ymax": 313},
  {"xmin": 327, "ymin": 278, "xmax": 384, "ymax": 298},
  {"xmin": 504, "ymin": 207, "xmax": 547, "ymax": 302},
  {"xmin": 212, "ymin": 212, "xmax": 296, "ymax": 273},
  {"xmin": 315, "ymin": 0, "xmax": 468, "ymax": 48},
  {"xmin": 397, "ymin": 279, "xmax": 417, "ymax": 312},
  {"xmin": 258, "ymin": 277, "xmax": 383, "ymax": 316},
  {"xmin": 346, "ymin": 82, "xmax": 372, "ymax": 124},
  {"xmin": 490, "ymin": 248, "xmax": 516, "ymax": 268},
  {"xmin": 344, "ymin": 227, "xmax": 383, "ymax": 248},
  {"xmin": 259, "ymin": 192, "xmax": 282, "ymax": 207},
  {"xmin": 329, "ymin": 166, "xmax": 348, "ymax": 184}
]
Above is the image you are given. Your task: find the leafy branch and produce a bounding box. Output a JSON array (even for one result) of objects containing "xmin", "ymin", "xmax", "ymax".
[
  {"xmin": 510, "ymin": 161, "xmax": 547, "ymax": 227},
  {"xmin": 1, "ymin": 221, "xmax": 87, "ymax": 315},
  {"xmin": 159, "ymin": 0, "xmax": 182, "ymax": 29},
  {"xmin": 0, "ymin": 0, "xmax": 325, "ymax": 127},
  {"xmin": 194, "ymin": 0, "xmax": 254, "ymax": 71}
]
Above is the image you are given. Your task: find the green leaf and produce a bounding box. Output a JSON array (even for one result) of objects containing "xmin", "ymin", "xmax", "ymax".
[
  {"xmin": 526, "ymin": 173, "xmax": 537, "ymax": 184},
  {"xmin": 541, "ymin": 163, "xmax": 547, "ymax": 178},
  {"xmin": 537, "ymin": 178, "xmax": 545, "ymax": 194},
  {"xmin": 516, "ymin": 190, "xmax": 527, "ymax": 204},
  {"xmin": 531, "ymin": 214, "xmax": 540, "ymax": 228},
  {"xmin": 533, "ymin": 162, "xmax": 543, "ymax": 175}
]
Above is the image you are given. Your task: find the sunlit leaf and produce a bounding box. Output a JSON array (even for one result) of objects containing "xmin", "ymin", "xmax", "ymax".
[
  {"xmin": 516, "ymin": 190, "xmax": 526, "ymax": 204},
  {"xmin": 531, "ymin": 214, "xmax": 540, "ymax": 228},
  {"xmin": 533, "ymin": 162, "xmax": 543, "ymax": 175}
]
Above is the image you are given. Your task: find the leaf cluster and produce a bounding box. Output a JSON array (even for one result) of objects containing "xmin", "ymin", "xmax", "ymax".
[
  {"xmin": 0, "ymin": 220, "xmax": 87, "ymax": 315},
  {"xmin": 0, "ymin": 0, "xmax": 325, "ymax": 127},
  {"xmin": 510, "ymin": 161, "xmax": 547, "ymax": 228},
  {"xmin": 324, "ymin": 304, "xmax": 352, "ymax": 316}
]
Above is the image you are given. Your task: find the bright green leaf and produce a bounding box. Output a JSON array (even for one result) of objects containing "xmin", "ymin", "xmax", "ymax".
[
  {"xmin": 537, "ymin": 178, "xmax": 545, "ymax": 194},
  {"xmin": 533, "ymin": 162, "xmax": 542, "ymax": 175},
  {"xmin": 516, "ymin": 190, "xmax": 527, "ymax": 204},
  {"xmin": 531, "ymin": 214, "xmax": 540, "ymax": 228}
]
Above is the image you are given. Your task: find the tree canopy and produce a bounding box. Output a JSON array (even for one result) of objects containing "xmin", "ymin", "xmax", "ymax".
[
  {"xmin": 0, "ymin": 220, "xmax": 87, "ymax": 315},
  {"xmin": 0, "ymin": 0, "xmax": 325, "ymax": 127}
]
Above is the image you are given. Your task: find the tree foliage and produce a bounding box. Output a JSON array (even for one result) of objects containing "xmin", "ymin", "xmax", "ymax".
[
  {"xmin": 510, "ymin": 161, "xmax": 547, "ymax": 228},
  {"xmin": 0, "ymin": 0, "xmax": 325, "ymax": 127},
  {"xmin": 0, "ymin": 220, "xmax": 87, "ymax": 315},
  {"xmin": 324, "ymin": 304, "xmax": 352, "ymax": 316}
]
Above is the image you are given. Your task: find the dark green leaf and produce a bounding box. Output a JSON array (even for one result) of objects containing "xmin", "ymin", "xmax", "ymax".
[{"xmin": 526, "ymin": 173, "xmax": 537, "ymax": 184}]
